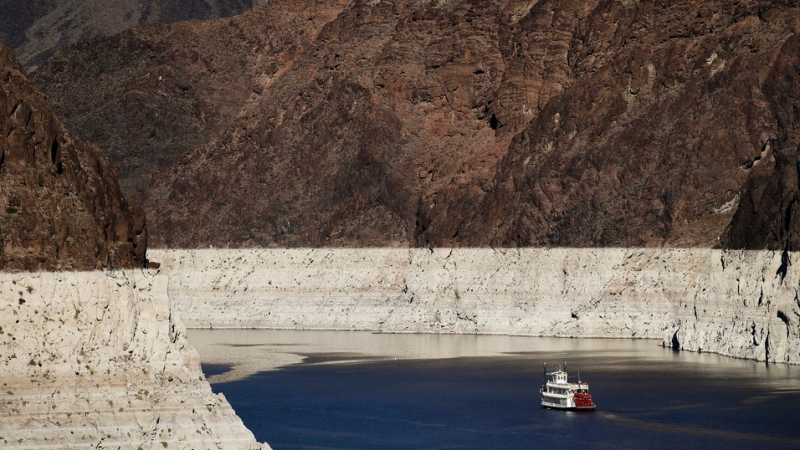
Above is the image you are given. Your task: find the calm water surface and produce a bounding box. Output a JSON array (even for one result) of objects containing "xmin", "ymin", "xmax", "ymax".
[{"xmin": 189, "ymin": 330, "xmax": 800, "ymax": 450}]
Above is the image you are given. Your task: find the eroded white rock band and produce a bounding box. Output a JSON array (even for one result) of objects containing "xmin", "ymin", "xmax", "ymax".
[
  {"xmin": 0, "ymin": 269, "xmax": 267, "ymax": 450},
  {"xmin": 153, "ymin": 248, "xmax": 800, "ymax": 364}
]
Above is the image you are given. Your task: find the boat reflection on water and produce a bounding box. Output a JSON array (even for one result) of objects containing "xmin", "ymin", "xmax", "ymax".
[{"xmin": 540, "ymin": 362, "xmax": 596, "ymax": 411}]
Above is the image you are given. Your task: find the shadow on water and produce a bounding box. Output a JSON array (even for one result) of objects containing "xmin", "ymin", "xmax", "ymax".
[
  {"xmin": 200, "ymin": 363, "xmax": 233, "ymax": 378},
  {"xmin": 596, "ymin": 410, "xmax": 800, "ymax": 447}
]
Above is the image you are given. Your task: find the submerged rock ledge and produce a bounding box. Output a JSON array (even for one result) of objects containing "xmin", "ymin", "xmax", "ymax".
[
  {"xmin": 152, "ymin": 248, "xmax": 800, "ymax": 365},
  {"xmin": 0, "ymin": 269, "xmax": 267, "ymax": 450}
]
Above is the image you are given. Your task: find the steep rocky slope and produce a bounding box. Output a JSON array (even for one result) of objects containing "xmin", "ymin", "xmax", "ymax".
[
  {"xmin": 465, "ymin": 2, "xmax": 800, "ymax": 250},
  {"xmin": 0, "ymin": 0, "xmax": 267, "ymax": 66},
  {"xmin": 31, "ymin": 0, "xmax": 800, "ymax": 249},
  {"xmin": 0, "ymin": 43, "xmax": 146, "ymax": 271},
  {"xmin": 30, "ymin": 0, "xmax": 350, "ymax": 209},
  {"xmin": 0, "ymin": 269, "xmax": 267, "ymax": 449}
]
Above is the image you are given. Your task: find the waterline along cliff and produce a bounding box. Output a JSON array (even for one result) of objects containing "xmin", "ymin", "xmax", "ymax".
[{"xmin": 152, "ymin": 248, "xmax": 800, "ymax": 365}]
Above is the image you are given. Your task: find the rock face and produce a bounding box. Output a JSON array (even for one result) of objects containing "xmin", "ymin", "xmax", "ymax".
[
  {"xmin": 0, "ymin": 44, "xmax": 264, "ymax": 448},
  {"xmin": 151, "ymin": 248, "xmax": 800, "ymax": 365},
  {"xmin": 30, "ymin": 0, "xmax": 350, "ymax": 211},
  {"xmin": 0, "ymin": 0, "xmax": 267, "ymax": 66},
  {"xmin": 0, "ymin": 44, "xmax": 146, "ymax": 271},
  {"xmin": 467, "ymin": 3, "xmax": 800, "ymax": 250},
  {"xmin": 30, "ymin": 0, "xmax": 800, "ymax": 249},
  {"xmin": 0, "ymin": 268, "xmax": 267, "ymax": 449}
]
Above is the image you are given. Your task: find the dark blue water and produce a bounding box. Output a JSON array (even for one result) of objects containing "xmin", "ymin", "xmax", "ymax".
[{"xmin": 198, "ymin": 334, "xmax": 800, "ymax": 450}]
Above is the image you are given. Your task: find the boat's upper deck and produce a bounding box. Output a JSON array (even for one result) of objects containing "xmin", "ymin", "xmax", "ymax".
[
  {"xmin": 547, "ymin": 370, "xmax": 570, "ymax": 384},
  {"xmin": 545, "ymin": 370, "xmax": 590, "ymax": 391}
]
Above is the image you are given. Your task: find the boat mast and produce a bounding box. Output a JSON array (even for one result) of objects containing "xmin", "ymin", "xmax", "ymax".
[{"xmin": 543, "ymin": 362, "xmax": 547, "ymax": 386}]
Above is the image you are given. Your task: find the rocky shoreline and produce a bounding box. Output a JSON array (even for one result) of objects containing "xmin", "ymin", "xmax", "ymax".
[
  {"xmin": 0, "ymin": 268, "xmax": 267, "ymax": 450},
  {"xmin": 153, "ymin": 248, "xmax": 800, "ymax": 365}
]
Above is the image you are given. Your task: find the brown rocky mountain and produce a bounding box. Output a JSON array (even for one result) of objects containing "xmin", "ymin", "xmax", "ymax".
[
  {"xmin": 30, "ymin": 0, "xmax": 800, "ymax": 249},
  {"xmin": 0, "ymin": 44, "xmax": 146, "ymax": 270},
  {"xmin": 0, "ymin": 0, "xmax": 266, "ymax": 67}
]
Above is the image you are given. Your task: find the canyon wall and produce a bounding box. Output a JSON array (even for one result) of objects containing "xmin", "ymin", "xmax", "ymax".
[
  {"xmin": 151, "ymin": 248, "xmax": 800, "ymax": 364},
  {"xmin": 0, "ymin": 269, "xmax": 267, "ymax": 449},
  {"xmin": 30, "ymin": 1, "xmax": 800, "ymax": 249}
]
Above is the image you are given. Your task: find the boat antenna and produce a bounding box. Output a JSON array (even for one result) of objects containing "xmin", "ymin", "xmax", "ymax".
[
  {"xmin": 578, "ymin": 370, "xmax": 581, "ymax": 383},
  {"xmin": 564, "ymin": 361, "xmax": 567, "ymax": 374},
  {"xmin": 543, "ymin": 362, "xmax": 547, "ymax": 385}
]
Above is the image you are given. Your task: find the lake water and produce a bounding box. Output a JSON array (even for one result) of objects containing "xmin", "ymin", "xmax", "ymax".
[{"xmin": 188, "ymin": 330, "xmax": 800, "ymax": 450}]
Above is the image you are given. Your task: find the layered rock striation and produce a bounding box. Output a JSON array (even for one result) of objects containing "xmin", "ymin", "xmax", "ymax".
[
  {"xmin": 0, "ymin": 268, "xmax": 267, "ymax": 449},
  {"xmin": 30, "ymin": 0, "xmax": 800, "ymax": 249},
  {"xmin": 0, "ymin": 44, "xmax": 146, "ymax": 271},
  {"xmin": 151, "ymin": 248, "xmax": 800, "ymax": 364}
]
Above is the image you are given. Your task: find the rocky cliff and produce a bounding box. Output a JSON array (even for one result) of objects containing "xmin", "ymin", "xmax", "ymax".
[
  {"xmin": 467, "ymin": 3, "xmax": 800, "ymax": 250},
  {"xmin": 0, "ymin": 42, "xmax": 265, "ymax": 448},
  {"xmin": 0, "ymin": 0, "xmax": 267, "ymax": 67},
  {"xmin": 0, "ymin": 268, "xmax": 267, "ymax": 449},
  {"xmin": 151, "ymin": 248, "xmax": 800, "ymax": 365},
  {"xmin": 0, "ymin": 44, "xmax": 146, "ymax": 271},
  {"xmin": 29, "ymin": 0, "xmax": 800, "ymax": 249}
]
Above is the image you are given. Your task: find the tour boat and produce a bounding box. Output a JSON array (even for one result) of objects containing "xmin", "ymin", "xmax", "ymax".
[{"xmin": 540, "ymin": 363, "xmax": 596, "ymax": 411}]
